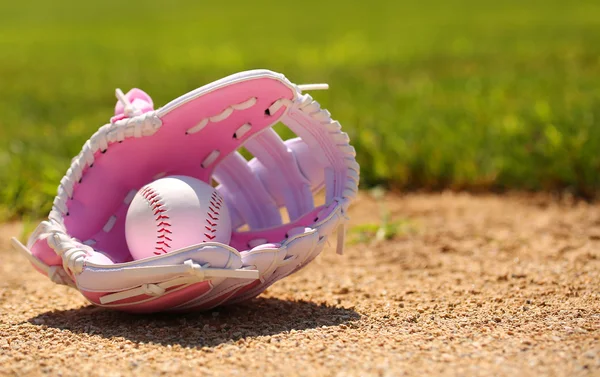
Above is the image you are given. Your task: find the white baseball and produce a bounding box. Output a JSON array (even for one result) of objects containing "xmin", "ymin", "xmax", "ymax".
[{"xmin": 125, "ymin": 175, "xmax": 231, "ymax": 260}]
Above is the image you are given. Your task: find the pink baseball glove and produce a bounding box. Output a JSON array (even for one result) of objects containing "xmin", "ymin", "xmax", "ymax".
[{"xmin": 11, "ymin": 70, "xmax": 360, "ymax": 313}]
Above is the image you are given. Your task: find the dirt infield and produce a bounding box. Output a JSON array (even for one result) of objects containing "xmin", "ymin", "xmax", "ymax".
[{"xmin": 1, "ymin": 192, "xmax": 599, "ymax": 377}]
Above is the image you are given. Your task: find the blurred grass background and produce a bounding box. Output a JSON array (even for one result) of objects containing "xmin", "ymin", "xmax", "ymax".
[{"xmin": 1, "ymin": 0, "xmax": 599, "ymax": 220}]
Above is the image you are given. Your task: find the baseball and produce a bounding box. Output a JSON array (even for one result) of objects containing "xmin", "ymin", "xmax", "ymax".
[{"xmin": 125, "ymin": 175, "xmax": 231, "ymax": 260}]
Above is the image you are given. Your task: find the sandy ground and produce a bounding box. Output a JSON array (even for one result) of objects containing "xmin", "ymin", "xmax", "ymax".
[{"xmin": 0, "ymin": 192, "xmax": 599, "ymax": 377}]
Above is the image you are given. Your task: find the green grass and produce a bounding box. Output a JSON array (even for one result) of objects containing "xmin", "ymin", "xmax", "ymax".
[
  {"xmin": 349, "ymin": 187, "xmax": 417, "ymax": 245},
  {"xmin": 1, "ymin": 0, "xmax": 600, "ymax": 220}
]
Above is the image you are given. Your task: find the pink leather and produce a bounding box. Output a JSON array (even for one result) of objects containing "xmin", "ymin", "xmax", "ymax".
[
  {"xmin": 244, "ymin": 129, "xmax": 314, "ymax": 221},
  {"xmin": 214, "ymin": 151, "xmax": 282, "ymax": 230},
  {"xmin": 230, "ymin": 205, "xmax": 325, "ymax": 251},
  {"xmin": 82, "ymin": 281, "xmax": 214, "ymax": 313},
  {"xmin": 31, "ymin": 239, "xmax": 62, "ymax": 269},
  {"xmin": 285, "ymin": 137, "xmax": 326, "ymax": 192},
  {"xmin": 110, "ymin": 88, "xmax": 154, "ymax": 123},
  {"xmin": 64, "ymin": 78, "xmax": 294, "ymax": 262},
  {"xmin": 284, "ymin": 109, "xmax": 351, "ymax": 203},
  {"xmin": 175, "ymin": 289, "xmax": 239, "ymax": 312}
]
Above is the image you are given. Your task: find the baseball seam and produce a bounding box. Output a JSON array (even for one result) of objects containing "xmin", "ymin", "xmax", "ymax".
[
  {"xmin": 139, "ymin": 186, "xmax": 172, "ymax": 255},
  {"xmin": 205, "ymin": 191, "xmax": 224, "ymax": 240}
]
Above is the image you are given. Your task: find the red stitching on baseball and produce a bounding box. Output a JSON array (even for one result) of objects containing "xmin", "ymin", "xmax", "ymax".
[
  {"xmin": 203, "ymin": 191, "xmax": 225, "ymax": 242},
  {"xmin": 140, "ymin": 186, "xmax": 172, "ymax": 254}
]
